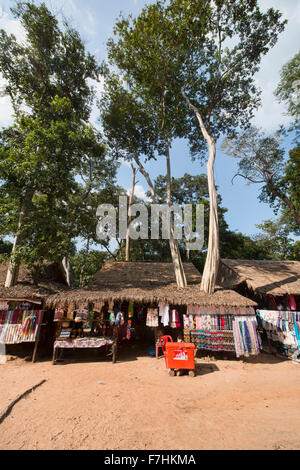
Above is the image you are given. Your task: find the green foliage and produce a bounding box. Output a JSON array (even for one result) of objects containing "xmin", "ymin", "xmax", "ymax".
[
  {"xmin": 275, "ymin": 50, "xmax": 300, "ymax": 120},
  {"xmin": 254, "ymin": 218, "xmax": 299, "ymax": 260},
  {"xmin": 115, "ymin": 172, "xmax": 273, "ymax": 266},
  {"xmin": 222, "ymin": 127, "xmax": 300, "ymax": 231},
  {"xmin": 0, "ymin": 1, "xmax": 117, "ymax": 273},
  {"xmin": 71, "ymin": 250, "xmax": 108, "ymax": 288}
]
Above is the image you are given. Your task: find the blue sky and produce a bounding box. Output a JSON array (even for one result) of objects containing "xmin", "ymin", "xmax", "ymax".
[{"xmin": 0, "ymin": 0, "xmax": 299, "ymax": 239}]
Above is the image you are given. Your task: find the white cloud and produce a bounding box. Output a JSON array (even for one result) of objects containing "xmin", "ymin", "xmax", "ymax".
[
  {"xmin": 127, "ymin": 184, "xmax": 150, "ymax": 202},
  {"xmin": 134, "ymin": 184, "xmax": 149, "ymax": 201}
]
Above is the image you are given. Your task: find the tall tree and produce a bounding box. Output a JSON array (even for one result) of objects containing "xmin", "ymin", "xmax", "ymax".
[
  {"xmin": 178, "ymin": 0, "xmax": 286, "ymax": 293},
  {"xmin": 0, "ymin": 2, "xmax": 115, "ymax": 286},
  {"xmin": 105, "ymin": 0, "xmax": 285, "ymax": 293},
  {"xmin": 103, "ymin": 1, "xmax": 210, "ymax": 288},
  {"xmin": 100, "ymin": 71, "xmax": 188, "ymax": 285}
]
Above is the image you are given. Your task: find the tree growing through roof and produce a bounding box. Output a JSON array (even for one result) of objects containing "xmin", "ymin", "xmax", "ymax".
[
  {"xmin": 99, "ymin": 70, "xmax": 188, "ymax": 286},
  {"xmin": 0, "ymin": 1, "xmax": 116, "ymax": 286},
  {"xmin": 101, "ymin": 0, "xmax": 213, "ymax": 288},
  {"xmin": 178, "ymin": 0, "xmax": 286, "ymax": 293},
  {"xmin": 103, "ymin": 0, "xmax": 286, "ymax": 294}
]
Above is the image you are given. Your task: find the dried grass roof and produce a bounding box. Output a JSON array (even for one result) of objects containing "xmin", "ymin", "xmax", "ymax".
[
  {"xmin": 219, "ymin": 259, "xmax": 300, "ymax": 296},
  {"xmin": 0, "ymin": 261, "xmax": 68, "ymax": 302},
  {"xmin": 46, "ymin": 261, "xmax": 256, "ymax": 310}
]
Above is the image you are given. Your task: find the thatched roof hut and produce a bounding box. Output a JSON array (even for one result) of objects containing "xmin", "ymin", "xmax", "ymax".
[
  {"xmin": 46, "ymin": 261, "xmax": 256, "ymax": 312},
  {"xmin": 218, "ymin": 259, "xmax": 300, "ymax": 296},
  {"xmin": 0, "ymin": 261, "xmax": 68, "ymax": 303}
]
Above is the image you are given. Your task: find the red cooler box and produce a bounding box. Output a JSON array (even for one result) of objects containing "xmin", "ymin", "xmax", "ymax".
[{"xmin": 165, "ymin": 342, "xmax": 195, "ymax": 371}]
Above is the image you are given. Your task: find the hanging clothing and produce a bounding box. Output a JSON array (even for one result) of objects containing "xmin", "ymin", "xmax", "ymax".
[
  {"xmin": 159, "ymin": 303, "xmax": 170, "ymax": 327},
  {"xmin": 109, "ymin": 312, "xmax": 116, "ymax": 326},
  {"xmin": 115, "ymin": 312, "xmax": 125, "ymax": 326},
  {"xmin": 128, "ymin": 301, "xmax": 134, "ymax": 319},
  {"xmin": 288, "ymin": 295, "xmax": 297, "ymax": 311},
  {"xmin": 146, "ymin": 308, "xmax": 159, "ymax": 328}
]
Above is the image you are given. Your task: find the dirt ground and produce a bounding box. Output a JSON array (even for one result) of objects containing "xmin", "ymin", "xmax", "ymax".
[{"xmin": 0, "ymin": 346, "xmax": 300, "ymax": 450}]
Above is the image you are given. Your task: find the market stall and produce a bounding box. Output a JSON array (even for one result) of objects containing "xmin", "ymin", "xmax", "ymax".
[
  {"xmin": 0, "ymin": 261, "xmax": 68, "ymax": 362},
  {"xmin": 218, "ymin": 259, "xmax": 300, "ymax": 359},
  {"xmin": 46, "ymin": 261, "xmax": 259, "ymax": 361},
  {"xmin": 52, "ymin": 302, "xmax": 118, "ymax": 364}
]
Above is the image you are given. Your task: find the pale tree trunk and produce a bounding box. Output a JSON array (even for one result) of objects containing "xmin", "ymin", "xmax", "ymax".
[
  {"xmin": 62, "ymin": 256, "xmax": 73, "ymax": 288},
  {"xmin": 182, "ymin": 89, "xmax": 220, "ymax": 294},
  {"xmin": 132, "ymin": 152, "xmax": 187, "ymax": 288},
  {"xmin": 79, "ymin": 238, "xmax": 90, "ymax": 287},
  {"xmin": 126, "ymin": 165, "xmax": 136, "ymax": 262},
  {"xmin": 165, "ymin": 136, "xmax": 187, "ymax": 288},
  {"xmin": 5, "ymin": 190, "xmax": 34, "ymax": 288}
]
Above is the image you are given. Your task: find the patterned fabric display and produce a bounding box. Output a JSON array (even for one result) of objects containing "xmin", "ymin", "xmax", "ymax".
[
  {"xmin": 146, "ymin": 308, "xmax": 159, "ymax": 327},
  {"xmin": 183, "ymin": 313, "xmax": 260, "ymax": 357},
  {"xmin": 257, "ymin": 310, "xmax": 300, "ymax": 357},
  {"xmin": 232, "ymin": 316, "xmax": 260, "ymax": 358},
  {"xmin": 190, "ymin": 329, "xmax": 235, "ymax": 352},
  {"xmin": 0, "ymin": 310, "xmax": 42, "ymax": 344},
  {"xmin": 54, "ymin": 337, "xmax": 114, "ymax": 349}
]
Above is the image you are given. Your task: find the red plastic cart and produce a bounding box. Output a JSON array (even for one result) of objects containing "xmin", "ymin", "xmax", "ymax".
[{"xmin": 160, "ymin": 336, "xmax": 196, "ymax": 377}]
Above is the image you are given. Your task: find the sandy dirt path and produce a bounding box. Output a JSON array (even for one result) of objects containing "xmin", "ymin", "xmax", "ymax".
[{"xmin": 0, "ymin": 351, "xmax": 299, "ymax": 450}]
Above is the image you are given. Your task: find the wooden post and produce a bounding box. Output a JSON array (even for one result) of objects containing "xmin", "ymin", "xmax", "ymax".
[{"xmin": 32, "ymin": 310, "xmax": 44, "ymax": 363}]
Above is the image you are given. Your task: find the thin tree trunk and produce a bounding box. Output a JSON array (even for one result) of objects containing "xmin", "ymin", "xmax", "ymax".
[
  {"xmin": 182, "ymin": 89, "xmax": 220, "ymax": 294},
  {"xmin": 5, "ymin": 190, "xmax": 34, "ymax": 288},
  {"xmin": 161, "ymin": 91, "xmax": 187, "ymax": 288},
  {"xmin": 126, "ymin": 165, "xmax": 136, "ymax": 262},
  {"xmin": 79, "ymin": 238, "xmax": 90, "ymax": 287},
  {"xmin": 62, "ymin": 256, "xmax": 73, "ymax": 288},
  {"xmin": 132, "ymin": 152, "xmax": 187, "ymax": 288},
  {"xmin": 165, "ymin": 137, "xmax": 187, "ymax": 288}
]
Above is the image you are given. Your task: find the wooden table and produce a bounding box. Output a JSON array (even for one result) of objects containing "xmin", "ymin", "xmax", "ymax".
[{"xmin": 52, "ymin": 337, "xmax": 117, "ymax": 364}]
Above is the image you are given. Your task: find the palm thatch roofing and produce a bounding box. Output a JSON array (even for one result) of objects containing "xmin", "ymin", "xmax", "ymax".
[
  {"xmin": 0, "ymin": 261, "xmax": 68, "ymax": 302},
  {"xmin": 46, "ymin": 261, "xmax": 256, "ymax": 311},
  {"xmin": 219, "ymin": 259, "xmax": 300, "ymax": 296}
]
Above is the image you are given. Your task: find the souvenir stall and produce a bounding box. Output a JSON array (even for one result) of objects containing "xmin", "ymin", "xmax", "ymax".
[
  {"xmin": 0, "ymin": 261, "xmax": 69, "ymax": 362},
  {"xmin": 52, "ymin": 300, "xmax": 118, "ymax": 364},
  {"xmin": 46, "ymin": 261, "xmax": 260, "ymax": 363},
  {"xmin": 256, "ymin": 294, "xmax": 300, "ymax": 359},
  {"xmin": 183, "ymin": 306, "xmax": 261, "ymax": 358},
  {"xmin": 0, "ymin": 299, "xmax": 44, "ymax": 362},
  {"xmin": 218, "ymin": 259, "xmax": 300, "ymax": 359}
]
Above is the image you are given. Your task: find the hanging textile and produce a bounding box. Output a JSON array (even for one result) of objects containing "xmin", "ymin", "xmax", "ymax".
[
  {"xmin": 128, "ymin": 301, "xmax": 134, "ymax": 319},
  {"xmin": 109, "ymin": 312, "xmax": 115, "ymax": 326},
  {"xmin": 0, "ymin": 301, "xmax": 9, "ymax": 310},
  {"xmin": 146, "ymin": 308, "xmax": 159, "ymax": 327},
  {"xmin": 232, "ymin": 316, "xmax": 260, "ymax": 358},
  {"xmin": 0, "ymin": 310, "xmax": 42, "ymax": 344},
  {"xmin": 183, "ymin": 312, "xmax": 260, "ymax": 357},
  {"xmin": 54, "ymin": 304, "xmax": 66, "ymax": 321},
  {"xmin": 170, "ymin": 309, "xmax": 180, "ymax": 328},
  {"xmin": 158, "ymin": 303, "xmax": 169, "ymax": 327},
  {"xmin": 115, "ymin": 312, "xmax": 125, "ymax": 326},
  {"xmin": 257, "ymin": 309, "xmax": 300, "ymax": 357}
]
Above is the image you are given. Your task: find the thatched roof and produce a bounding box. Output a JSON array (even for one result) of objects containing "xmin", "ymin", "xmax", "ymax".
[
  {"xmin": 46, "ymin": 261, "xmax": 256, "ymax": 311},
  {"xmin": 219, "ymin": 259, "xmax": 300, "ymax": 296},
  {"xmin": 0, "ymin": 261, "xmax": 68, "ymax": 302}
]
